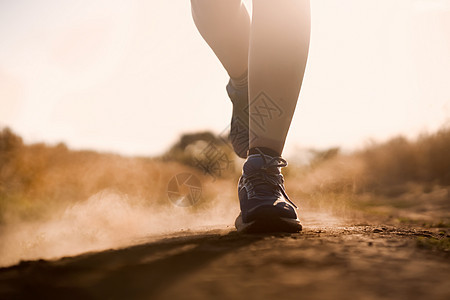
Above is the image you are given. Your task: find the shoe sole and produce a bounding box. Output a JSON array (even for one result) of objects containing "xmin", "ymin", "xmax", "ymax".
[{"xmin": 235, "ymin": 214, "xmax": 302, "ymax": 234}]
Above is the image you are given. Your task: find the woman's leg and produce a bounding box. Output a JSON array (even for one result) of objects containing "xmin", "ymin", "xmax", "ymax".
[
  {"xmin": 191, "ymin": 0, "xmax": 251, "ymax": 158},
  {"xmin": 248, "ymin": 0, "xmax": 311, "ymax": 155},
  {"xmin": 191, "ymin": 0, "xmax": 310, "ymax": 157},
  {"xmin": 191, "ymin": 0, "xmax": 311, "ymax": 233},
  {"xmin": 190, "ymin": 0, "xmax": 250, "ymax": 81}
]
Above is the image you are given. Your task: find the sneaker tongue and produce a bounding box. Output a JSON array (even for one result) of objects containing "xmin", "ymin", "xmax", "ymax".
[
  {"xmin": 243, "ymin": 155, "xmax": 283, "ymax": 198},
  {"xmin": 243, "ymin": 154, "xmax": 281, "ymax": 175}
]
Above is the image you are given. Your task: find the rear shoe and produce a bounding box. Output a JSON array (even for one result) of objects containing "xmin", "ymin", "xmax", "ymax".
[
  {"xmin": 235, "ymin": 149, "xmax": 302, "ymax": 233},
  {"xmin": 226, "ymin": 79, "xmax": 249, "ymax": 159}
]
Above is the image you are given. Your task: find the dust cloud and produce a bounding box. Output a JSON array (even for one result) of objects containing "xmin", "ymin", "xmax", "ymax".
[{"xmin": 0, "ymin": 190, "xmax": 239, "ymax": 267}]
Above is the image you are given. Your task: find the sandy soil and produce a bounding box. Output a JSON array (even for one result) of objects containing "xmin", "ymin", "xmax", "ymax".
[{"xmin": 0, "ymin": 212, "xmax": 449, "ymax": 300}]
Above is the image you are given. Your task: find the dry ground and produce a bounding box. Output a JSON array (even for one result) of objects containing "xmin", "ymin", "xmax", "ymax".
[{"xmin": 0, "ymin": 211, "xmax": 449, "ymax": 300}]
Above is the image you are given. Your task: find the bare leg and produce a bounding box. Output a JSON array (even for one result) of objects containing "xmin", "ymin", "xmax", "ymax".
[
  {"xmin": 190, "ymin": 0, "xmax": 250, "ymax": 80},
  {"xmin": 191, "ymin": 0, "xmax": 310, "ymax": 157},
  {"xmin": 249, "ymin": 0, "xmax": 310, "ymax": 155}
]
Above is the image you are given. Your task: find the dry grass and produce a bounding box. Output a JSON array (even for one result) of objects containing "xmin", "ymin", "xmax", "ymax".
[
  {"xmin": 0, "ymin": 128, "xmax": 231, "ymax": 224},
  {"xmin": 1, "ymin": 126, "xmax": 449, "ymax": 226},
  {"xmin": 286, "ymin": 127, "xmax": 450, "ymax": 224}
]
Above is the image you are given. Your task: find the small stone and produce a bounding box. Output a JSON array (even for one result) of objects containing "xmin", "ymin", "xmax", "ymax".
[{"xmin": 373, "ymin": 228, "xmax": 383, "ymax": 233}]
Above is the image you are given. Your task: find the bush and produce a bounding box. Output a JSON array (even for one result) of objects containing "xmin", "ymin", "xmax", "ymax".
[{"xmin": 162, "ymin": 131, "xmax": 237, "ymax": 178}]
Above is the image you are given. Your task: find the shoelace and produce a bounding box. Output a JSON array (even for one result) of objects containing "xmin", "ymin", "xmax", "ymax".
[{"xmin": 243, "ymin": 149, "xmax": 298, "ymax": 209}]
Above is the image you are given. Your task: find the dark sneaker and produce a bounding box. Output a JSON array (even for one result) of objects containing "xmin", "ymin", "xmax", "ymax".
[
  {"xmin": 226, "ymin": 79, "xmax": 249, "ymax": 159},
  {"xmin": 235, "ymin": 149, "xmax": 302, "ymax": 233}
]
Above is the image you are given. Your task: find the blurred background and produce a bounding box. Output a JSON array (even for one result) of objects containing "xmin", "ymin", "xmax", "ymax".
[
  {"xmin": 1, "ymin": 0, "xmax": 449, "ymax": 157},
  {"xmin": 0, "ymin": 0, "xmax": 449, "ymax": 267}
]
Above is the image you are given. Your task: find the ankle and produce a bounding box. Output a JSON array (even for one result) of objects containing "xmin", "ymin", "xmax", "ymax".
[
  {"xmin": 230, "ymin": 71, "xmax": 248, "ymax": 90},
  {"xmin": 248, "ymin": 147, "xmax": 281, "ymax": 157}
]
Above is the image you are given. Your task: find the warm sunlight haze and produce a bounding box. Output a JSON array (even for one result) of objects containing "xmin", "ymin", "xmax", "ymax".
[
  {"xmin": 1, "ymin": 1, "xmax": 450, "ymax": 299},
  {"xmin": 0, "ymin": 0, "xmax": 449, "ymax": 156}
]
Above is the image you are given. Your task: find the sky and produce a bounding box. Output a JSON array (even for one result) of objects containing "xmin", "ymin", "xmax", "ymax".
[{"xmin": 0, "ymin": 0, "xmax": 449, "ymax": 157}]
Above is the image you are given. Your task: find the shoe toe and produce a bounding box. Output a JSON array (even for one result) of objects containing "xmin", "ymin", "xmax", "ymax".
[{"xmin": 243, "ymin": 201, "xmax": 298, "ymax": 223}]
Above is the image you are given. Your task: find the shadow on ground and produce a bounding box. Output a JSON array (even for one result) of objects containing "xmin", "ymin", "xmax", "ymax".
[{"xmin": 0, "ymin": 230, "xmax": 262, "ymax": 299}]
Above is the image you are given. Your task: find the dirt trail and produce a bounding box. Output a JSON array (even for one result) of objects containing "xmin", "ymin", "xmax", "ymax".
[{"xmin": 0, "ymin": 212, "xmax": 449, "ymax": 300}]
